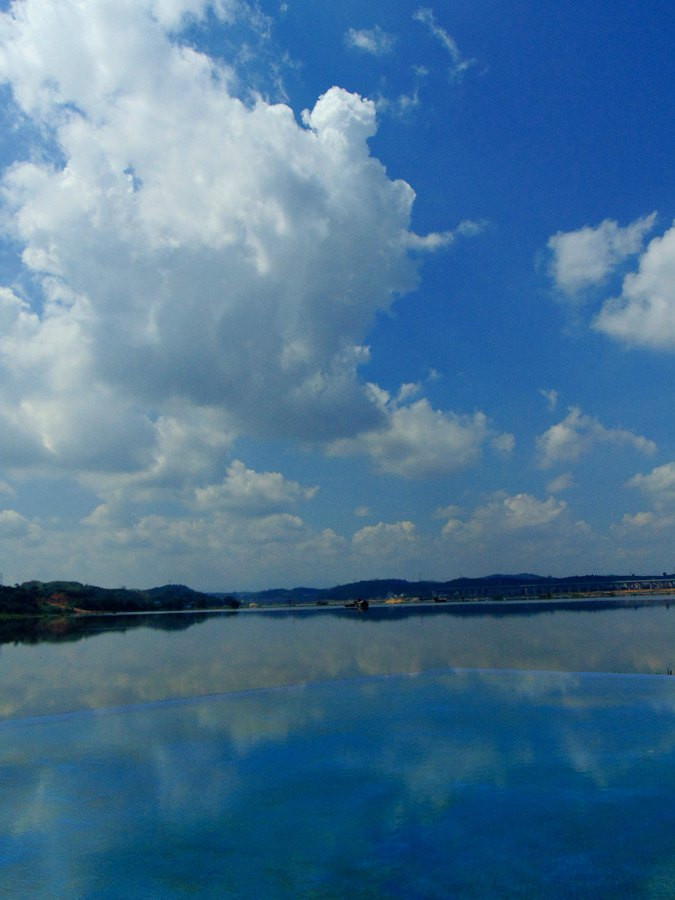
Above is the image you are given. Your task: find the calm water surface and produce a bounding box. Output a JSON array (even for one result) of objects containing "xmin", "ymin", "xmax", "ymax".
[
  {"xmin": 1, "ymin": 600, "xmax": 674, "ymax": 718},
  {"xmin": 1, "ymin": 600, "xmax": 674, "ymax": 898}
]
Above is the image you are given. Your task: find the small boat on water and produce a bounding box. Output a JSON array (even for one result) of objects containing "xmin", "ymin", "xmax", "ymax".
[{"xmin": 344, "ymin": 598, "xmax": 369, "ymax": 611}]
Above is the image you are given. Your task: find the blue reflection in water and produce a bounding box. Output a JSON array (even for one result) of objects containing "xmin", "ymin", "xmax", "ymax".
[{"xmin": 1, "ymin": 669, "xmax": 675, "ymax": 898}]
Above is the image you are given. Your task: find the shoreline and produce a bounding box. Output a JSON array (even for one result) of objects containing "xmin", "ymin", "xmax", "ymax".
[
  {"xmin": 76, "ymin": 590, "xmax": 675, "ymax": 618},
  {"xmin": 3, "ymin": 590, "xmax": 674, "ymax": 624}
]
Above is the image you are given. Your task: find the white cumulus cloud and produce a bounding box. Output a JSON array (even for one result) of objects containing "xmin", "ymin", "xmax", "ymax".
[
  {"xmin": 351, "ymin": 520, "xmax": 419, "ymax": 565},
  {"xmin": 536, "ymin": 406, "xmax": 657, "ymax": 469},
  {"xmin": 547, "ymin": 213, "xmax": 656, "ymax": 297},
  {"xmin": 434, "ymin": 490, "xmax": 598, "ymax": 577},
  {"xmin": 440, "ymin": 492, "xmax": 568, "ymax": 538},
  {"xmin": 0, "ymin": 508, "xmax": 36, "ymax": 538},
  {"xmin": 627, "ymin": 461, "xmax": 675, "ymax": 509},
  {"xmin": 615, "ymin": 510, "xmax": 673, "ymax": 534},
  {"xmin": 594, "ymin": 222, "xmax": 675, "ymax": 348},
  {"xmin": 328, "ymin": 385, "xmax": 499, "ymax": 478},
  {"xmin": 547, "ymin": 214, "xmax": 675, "ymax": 351},
  {"xmin": 195, "ymin": 460, "xmax": 317, "ymax": 514}
]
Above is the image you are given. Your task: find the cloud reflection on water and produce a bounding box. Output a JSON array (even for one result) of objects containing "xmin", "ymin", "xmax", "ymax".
[
  {"xmin": 1, "ymin": 668, "xmax": 674, "ymax": 898},
  {"xmin": 1, "ymin": 603, "xmax": 674, "ymax": 719}
]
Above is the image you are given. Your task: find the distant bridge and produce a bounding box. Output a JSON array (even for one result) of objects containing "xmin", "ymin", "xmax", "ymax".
[{"xmin": 438, "ymin": 577, "xmax": 675, "ymax": 600}]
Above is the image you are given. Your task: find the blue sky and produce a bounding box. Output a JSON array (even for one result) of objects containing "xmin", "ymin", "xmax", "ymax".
[{"xmin": 0, "ymin": 0, "xmax": 673, "ymax": 590}]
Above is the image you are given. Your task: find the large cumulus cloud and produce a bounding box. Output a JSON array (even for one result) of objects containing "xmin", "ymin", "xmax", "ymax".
[{"xmin": 0, "ymin": 0, "xmax": 471, "ymax": 483}]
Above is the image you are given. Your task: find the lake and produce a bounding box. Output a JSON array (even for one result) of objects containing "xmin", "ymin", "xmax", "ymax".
[{"xmin": 1, "ymin": 600, "xmax": 674, "ymax": 897}]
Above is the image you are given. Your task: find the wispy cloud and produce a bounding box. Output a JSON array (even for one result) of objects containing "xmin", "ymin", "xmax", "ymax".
[
  {"xmin": 345, "ymin": 25, "xmax": 396, "ymax": 56},
  {"xmin": 546, "ymin": 472, "xmax": 574, "ymax": 494},
  {"xmin": 540, "ymin": 388, "xmax": 559, "ymax": 411},
  {"xmin": 404, "ymin": 219, "xmax": 487, "ymax": 251},
  {"xmin": 413, "ymin": 7, "xmax": 476, "ymax": 81},
  {"xmin": 375, "ymin": 65, "xmax": 427, "ymax": 117}
]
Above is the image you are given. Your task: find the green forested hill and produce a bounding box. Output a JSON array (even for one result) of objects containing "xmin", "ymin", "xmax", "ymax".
[{"xmin": 0, "ymin": 581, "xmax": 240, "ymax": 617}]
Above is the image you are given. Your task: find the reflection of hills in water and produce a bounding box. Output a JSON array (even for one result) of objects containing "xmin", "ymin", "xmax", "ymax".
[
  {"xmin": 0, "ymin": 612, "xmax": 215, "ymax": 647},
  {"xmin": 330, "ymin": 595, "xmax": 672, "ymax": 622},
  {"xmin": 2, "ymin": 594, "xmax": 671, "ymax": 647},
  {"xmin": 0, "ymin": 579, "xmax": 241, "ymax": 647}
]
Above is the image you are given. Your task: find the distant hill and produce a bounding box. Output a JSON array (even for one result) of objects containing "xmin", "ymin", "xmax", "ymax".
[
  {"xmin": 0, "ymin": 581, "xmax": 240, "ymax": 617},
  {"xmin": 237, "ymin": 572, "xmax": 675, "ymax": 604}
]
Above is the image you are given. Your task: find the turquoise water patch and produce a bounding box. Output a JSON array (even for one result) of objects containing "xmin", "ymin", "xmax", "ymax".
[{"xmin": 2, "ymin": 668, "xmax": 674, "ymax": 898}]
